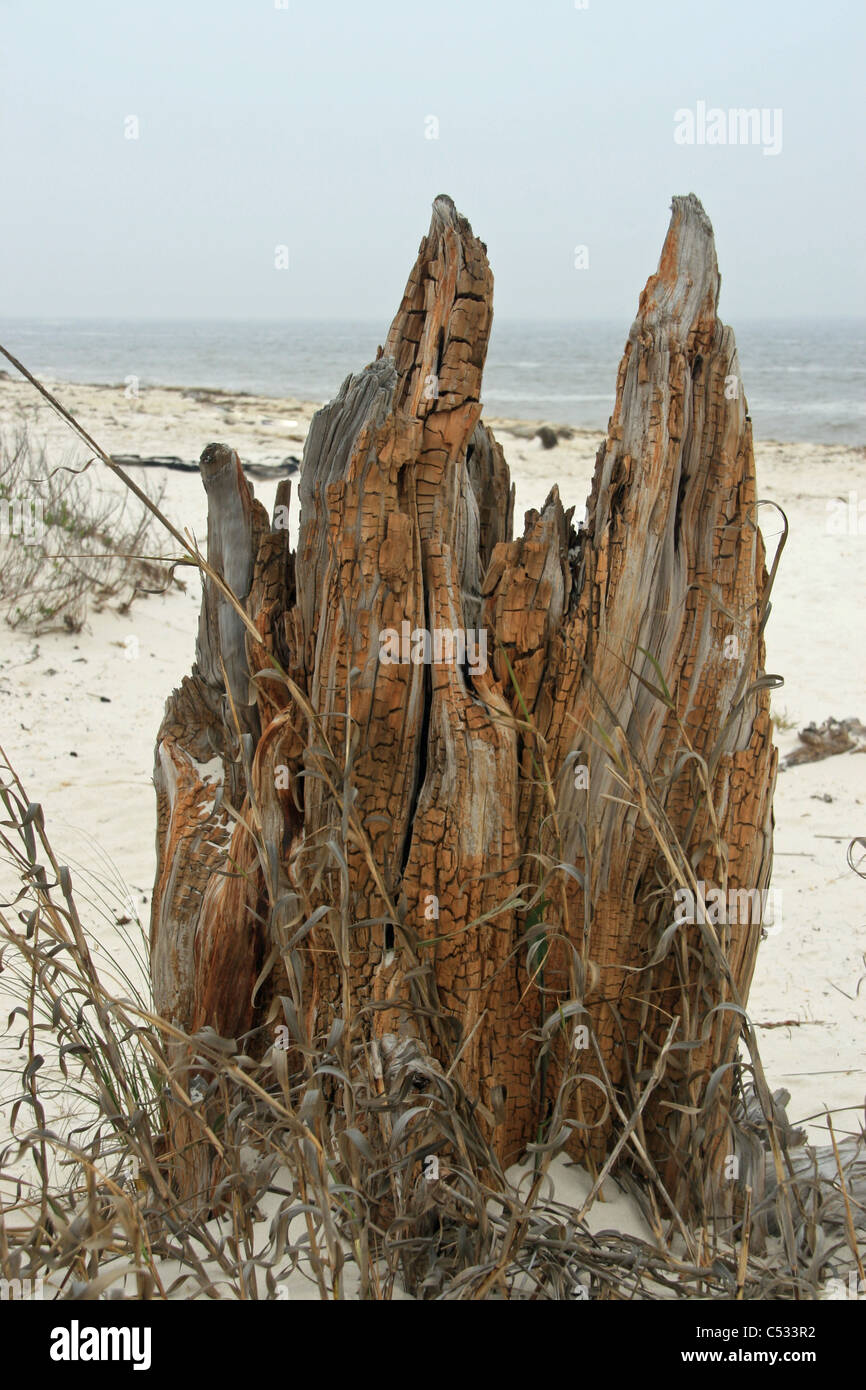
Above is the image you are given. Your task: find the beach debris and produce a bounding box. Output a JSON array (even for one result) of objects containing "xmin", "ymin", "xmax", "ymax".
[
  {"xmin": 110, "ymin": 452, "xmax": 299, "ymax": 479},
  {"xmin": 243, "ymin": 456, "xmax": 299, "ymax": 479},
  {"xmin": 501, "ymin": 421, "xmax": 574, "ymax": 447},
  {"xmin": 781, "ymin": 716, "xmax": 866, "ymax": 769}
]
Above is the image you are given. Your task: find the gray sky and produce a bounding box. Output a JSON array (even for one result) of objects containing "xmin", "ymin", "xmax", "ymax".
[{"xmin": 1, "ymin": 0, "xmax": 863, "ymax": 321}]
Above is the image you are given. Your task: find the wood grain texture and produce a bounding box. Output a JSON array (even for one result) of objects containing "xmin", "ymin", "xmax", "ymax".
[{"xmin": 151, "ymin": 195, "xmax": 777, "ymax": 1214}]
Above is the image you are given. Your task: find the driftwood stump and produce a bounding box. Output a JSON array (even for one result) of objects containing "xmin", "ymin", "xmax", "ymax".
[{"xmin": 150, "ymin": 193, "xmax": 777, "ymax": 1217}]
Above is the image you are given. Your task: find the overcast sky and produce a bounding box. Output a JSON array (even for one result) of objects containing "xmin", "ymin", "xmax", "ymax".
[{"xmin": 1, "ymin": 0, "xmax": 863, "ymax": 322}]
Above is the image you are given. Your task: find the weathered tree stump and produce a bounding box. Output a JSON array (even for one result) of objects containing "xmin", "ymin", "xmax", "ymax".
[{"xmin": 150, "ymin": 193, "xmax": 777, "ymax": 1218}]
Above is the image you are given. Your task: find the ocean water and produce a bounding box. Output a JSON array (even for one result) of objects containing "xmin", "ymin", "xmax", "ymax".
[{"xmin": 1, "ymin": 317, "xmax": 863, "ymax": 446}]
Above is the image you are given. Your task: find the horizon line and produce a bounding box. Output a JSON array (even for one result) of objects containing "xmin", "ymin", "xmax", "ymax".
[{"xmin": 2, "ymin": 313, "xmax": 865, "ymax": 326}]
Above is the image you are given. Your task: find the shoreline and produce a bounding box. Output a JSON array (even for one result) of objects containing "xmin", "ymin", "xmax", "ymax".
[{"xmin": 1, "ymin": 372, "xmax": 861, "ymax": 453}]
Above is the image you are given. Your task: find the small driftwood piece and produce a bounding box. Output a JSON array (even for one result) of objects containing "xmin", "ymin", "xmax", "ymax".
[
  {"xmin": 111, "ymin": 453, "xmax": 299, "ymax": 479},
  {"xmin": 781, "ymin": 716, "xmax": 866, "ymax": 769}
]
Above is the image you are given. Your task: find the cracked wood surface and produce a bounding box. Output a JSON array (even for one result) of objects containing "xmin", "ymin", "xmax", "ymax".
[
  {"xmin": 490, "ymin": 194, "xmax": 777, "ymax": 1201},
  {"xmin": 151, "ymin": 194, "xmax": 777, "ymax": 1210}
]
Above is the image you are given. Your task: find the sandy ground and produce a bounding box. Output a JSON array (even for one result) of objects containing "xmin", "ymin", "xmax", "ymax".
[{"xmin": 1, "ymin": 374, "xmax": 864, "ymax": 1169}]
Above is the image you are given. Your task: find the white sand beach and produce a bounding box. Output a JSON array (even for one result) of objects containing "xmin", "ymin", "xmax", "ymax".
[{"xmin": 1, "ymin": 373, "xmax": 864, "ymax": 1159}]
